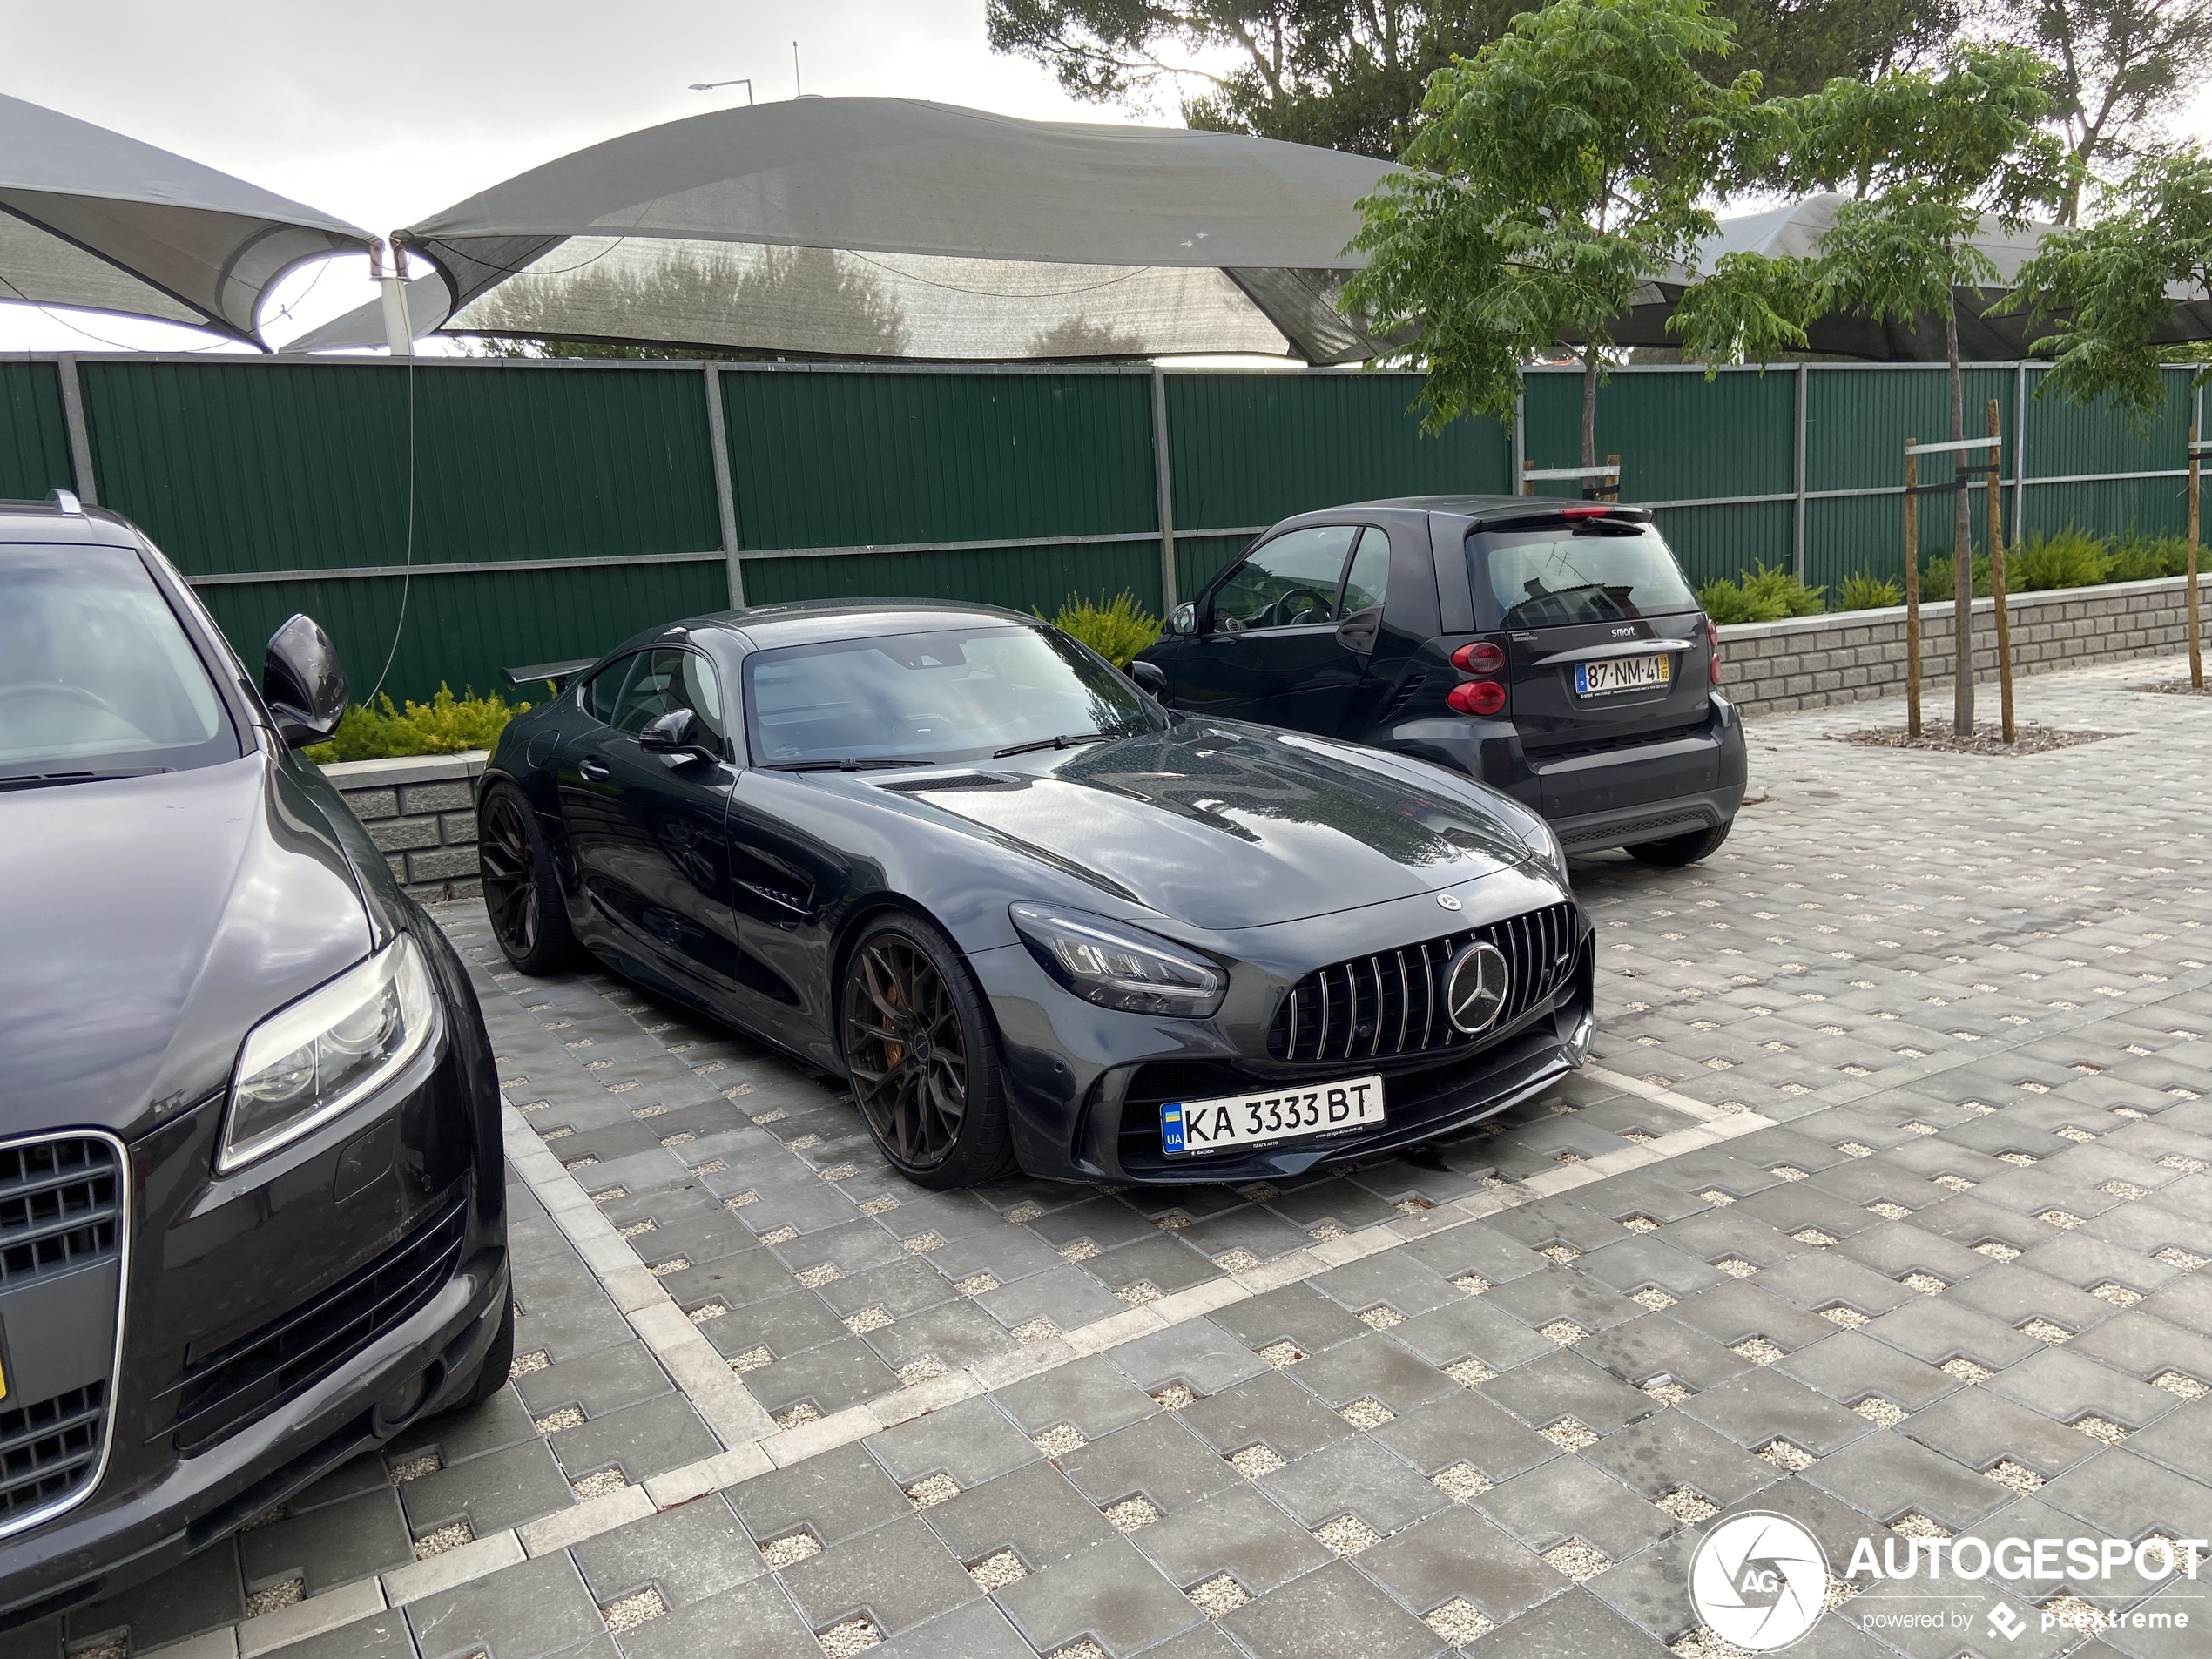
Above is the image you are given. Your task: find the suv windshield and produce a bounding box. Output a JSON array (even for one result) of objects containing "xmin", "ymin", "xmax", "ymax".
[
  {"xmin": 745, "ymin": 624, "xmax": 1157, "ymax": 767},
  {"xmin": 0, "ymin": 543, "xmax": 238, "ymax": 783},
  {"xmin": 1471, "ymin": 521, "xmax": 1698, "ymax": 629}
]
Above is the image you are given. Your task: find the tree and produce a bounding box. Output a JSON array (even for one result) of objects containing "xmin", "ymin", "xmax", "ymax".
[
  {"xmin": 1983, "ymin": 0, "xmax": 2212, "ymax": 222},
  {"xmin": 1340, "ymin": 0, "xmax": 1778, "ymax": 468},
  {"xmin": 1676, "ymin": 45, "xmax": 2064, "ymax": 735},
  {"xmin": 985, "ymin": 0, "xmax": 1952, "ymax": 161}
]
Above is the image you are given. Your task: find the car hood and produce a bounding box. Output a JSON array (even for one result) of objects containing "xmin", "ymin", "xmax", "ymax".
[
  {"xmin": 871, "ymin": 722, "xmax": 1535, "ymax": 931},
  {"xmin": 0, "ymin": 755, "xmax": 374, "ymax": 1138}
]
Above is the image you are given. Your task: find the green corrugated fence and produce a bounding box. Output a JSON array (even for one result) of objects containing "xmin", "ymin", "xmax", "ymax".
[{"xmin": 4, "ymin": 354, "xmax": 2201, "ymax": 704}]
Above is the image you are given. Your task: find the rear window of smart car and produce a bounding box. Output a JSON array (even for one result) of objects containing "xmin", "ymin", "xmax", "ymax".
[
  {"xmin": 0, "ymin": 543, "xmax": 239, "ymax": 782},
  {"xmin": 1468, "ymin": 520, "xmax": 1698, "ymax": 630}
]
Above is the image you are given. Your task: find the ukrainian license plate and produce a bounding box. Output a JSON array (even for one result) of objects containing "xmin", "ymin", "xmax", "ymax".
[
  {"xmin": 1574, "ymin": 653, "xmax": 1671, "ymax": 696},
  {"xmin": 1160, "ymin": 1073, "xmax": 1386, "ymax": 1157}
]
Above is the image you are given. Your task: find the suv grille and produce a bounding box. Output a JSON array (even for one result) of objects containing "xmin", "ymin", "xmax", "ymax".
[
  {"xmin": 0, "ymin": 1136, "xmax": 122, "ymax": 1288},
  {"xmin": 1269, "ymin": 902, "xmax": 1578, "ymax": 1063},
  {"xmin": 172, "ymin": 1201, "xmax": 466, "ymax": 1455},
  {"xmin": 0, "ymin": 1382, "xmax": 107, "ymax": 1521}
]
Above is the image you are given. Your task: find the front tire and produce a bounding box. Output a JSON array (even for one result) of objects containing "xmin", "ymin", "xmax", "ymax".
[
  {"xmin": 1627, "ymin": 817, "xmax": 1733, "ymax": 867},
  {"xmin": 840, "ymin": 912, "xmax": 1017, "ymax": 1190},
  {"xmin": 478, "ymin": 782, "xmax": 578, "ymax": 974}
]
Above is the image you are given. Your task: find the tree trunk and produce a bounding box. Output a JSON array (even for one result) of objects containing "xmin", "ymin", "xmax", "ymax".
[
  {"xmin": 1580, "ymin": 346, "xmax": 1601, "ymax": 470},
  {"xmin": 1947, "ymin": 295, "xmax": 1974, "ymax": 735}
]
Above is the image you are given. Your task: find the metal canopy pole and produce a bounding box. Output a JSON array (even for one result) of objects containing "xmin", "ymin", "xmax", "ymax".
[
  {"xmin": 2012, "ymin": 361, "xmax": 2029, "ymax": 544},
  {"xmin": 702, "ymin": 365, "xmax": 745, "ymax": 609},
  {"xmin": 1510, "ymin": 392, "xmax": 1526, "ymax": 492},
  {"xmin": 1792, "ymin": 363, "xmax": 1809, "ymax": 582},
  {"xmin": 1150, "ymin": 368, "xmax": 1177, "ymax": 615},
  {"xmin": 54, "ymin": 354, "xmax": 98, "ymax": 505}
]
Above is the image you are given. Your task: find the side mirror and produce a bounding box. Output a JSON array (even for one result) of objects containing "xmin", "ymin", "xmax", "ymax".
[
  {"xmin": 640, "ymin": 707, "xmax": 716, "ymax": 761},
  {"xmin": 264, "ymin": 614, "xmax": 347, "ymax": 747},
  {"xmin": 1129, "ymin": 660, "xmax": 1168, "ymax": 698},
  {"xmin": 1170, "ymin": 603, "xmax": 1197, "ymax": 637}
]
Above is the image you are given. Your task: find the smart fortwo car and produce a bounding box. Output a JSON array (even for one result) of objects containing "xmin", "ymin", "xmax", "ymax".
[
  {"xmin": 1134, "ymin": 497, "xmax": 1748, "ymax": 865},
  {"xmin": 477, "ymin": 600, "xmax": 1595, "ymax": 1190},
  {"xmin": 0, "ymin": 496, "xmax": 509, "ymax": 1622}
]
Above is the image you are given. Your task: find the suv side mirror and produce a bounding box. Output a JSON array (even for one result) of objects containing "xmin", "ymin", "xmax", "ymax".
[
  {"xmin": 264, "ymin": 613, "xmax": 347, "ymax": 747},
  {"xmin": 1170, "ymin": 603, "xmax": 1196, "ymax": 637},
  {"xmin": 1128, "ymin": 660, "xmax": 1168, "ymax": 698},
  {"xmin": 640, "ymin": 707, "xmax": 716, "ymax": 761}
]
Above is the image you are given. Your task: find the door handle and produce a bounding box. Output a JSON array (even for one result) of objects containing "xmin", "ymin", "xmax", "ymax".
[{"xmin": 579, "ymin": 756, "xmax": 611, "ymax": 782}]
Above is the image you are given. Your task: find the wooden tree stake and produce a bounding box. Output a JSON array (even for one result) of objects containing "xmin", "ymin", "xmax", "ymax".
[
  {"xmin": 2190, "ymin": 424, "xmax": 2203, "ymax": 692},
  {"xmin": 1904, "ymin": 440, "xmax": 1921, "ymax": 738}
]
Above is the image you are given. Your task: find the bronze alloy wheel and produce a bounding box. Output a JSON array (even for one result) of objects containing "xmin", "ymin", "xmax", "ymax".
[
  {"xmin": 843, "ymin": 933, "xmax": 969, "ymax": 1170},
  {"xmin": 478, "ymin": 789, "xmax": 541, "ymax": 961}
]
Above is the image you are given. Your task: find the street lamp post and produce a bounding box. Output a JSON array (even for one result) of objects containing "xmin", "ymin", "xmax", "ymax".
[{"xmin": 687, "ymin": 78, "xmax": 754, "ymax": 103}]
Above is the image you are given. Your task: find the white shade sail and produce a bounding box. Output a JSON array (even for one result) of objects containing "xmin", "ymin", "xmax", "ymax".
[
  {"xmin": 0, "ymin": 91, "xmax": 375, "ymax": 345},
  {"xmin": 290, "ymin": 98, "xmax": 1399, "ymax": 362}
]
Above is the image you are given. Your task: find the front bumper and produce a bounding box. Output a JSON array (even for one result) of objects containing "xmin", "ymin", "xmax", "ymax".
[
  {"xmin": 0, "ymin": 921, "xmax": 508, "ymax": 1628},
  {"xmin": 974, "ymin": 869, "xmax": 1595, "ymax": 1185}
]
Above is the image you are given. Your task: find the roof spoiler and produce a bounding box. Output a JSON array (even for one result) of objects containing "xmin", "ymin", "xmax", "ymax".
[
  {"xmin": 1468, "ymin": 502, "xmax": 1652, "ymax": 528},
  {"xmin": 502, "ymin": 658, "xmax": 597, "ymax": 691}
]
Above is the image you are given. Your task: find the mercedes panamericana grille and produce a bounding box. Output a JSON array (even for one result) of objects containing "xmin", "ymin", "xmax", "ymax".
[{"xmin": 478, "ymin": 601, "xmax": 1595, "ymax": 1189}]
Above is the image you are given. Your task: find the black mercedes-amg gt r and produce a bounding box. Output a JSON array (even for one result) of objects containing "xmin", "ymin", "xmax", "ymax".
[{"xmin": 478, "ymin": 601, "xmax": 1595, "ymax": 1189}]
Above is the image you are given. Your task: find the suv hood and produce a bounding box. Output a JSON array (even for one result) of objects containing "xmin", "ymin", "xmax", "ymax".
[
  {"xmin": 874, "ymin": 723, "xmax": 1534, "ymax": 931},
  {"xmin": 0, "ymin": 755, "xmax": 373, "ymax": 1137}
]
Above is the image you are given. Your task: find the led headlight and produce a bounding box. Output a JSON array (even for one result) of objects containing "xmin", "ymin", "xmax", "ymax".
[
  {"xmin": 1520, "ymin": 814, "xmax": 1571, "ymax": 888},
  {"xmin": 1010, "ymin": 904, "xmax": 1226, "ymax": 1017},
  {"xmin": 222, "ymin": 934, "xmax": 441, "ymax": 1171}
]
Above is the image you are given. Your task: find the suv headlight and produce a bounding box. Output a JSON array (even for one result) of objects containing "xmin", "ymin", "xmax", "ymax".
[
  {"xmin": 222, "ymin": 934, "xmax": 441, "ymax": 1171},
  {"xmin": 1010, "ymin": 904, "xmax": 1226, "ymax": 1017}
]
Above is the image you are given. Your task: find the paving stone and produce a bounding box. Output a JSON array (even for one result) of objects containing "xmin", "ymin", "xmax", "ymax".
[
  {"xmin": 1384, "ymin": 1293, "xmax": 1558, "ymax": 1374},
  {"xmin": 398, "ymin": 1437, "xmax": 577, "ymax": 1540},
  {"xmin": 992, "ymin": 1535, "xmax": 1204, "ymax": 1656},
  {"xmin": 1666, "ymin": 1279, "xmax": 1843, "ymax": 1354},
  {"xmin": 1473, "ymin": 1453, "xmax": 1676, "ymax": 1561},
  {"xmin": 1776, "ymin": 1329, "xmax": 1964, "ymax": 1413},
  {"xmin": 1985, "ymin": 1345, "xmax": 2182, "ymax": 1430},
  {"xmin": 975, "ymin": 1261, "xmax": 1130, "ymax": 1331},
  {"xmin": 777, "ymin": 1514, "xmax": 981, "ymax": 1638},
  {"xmin": 861, "ymin": 1295, "xmax": 1026, "ymax": 1373},
  {"xmin": 1399, "ymin": 1222, "xmax": 1548, "ymax": 1287},
  {"xmin": 1085, "ymin": 1232, "xmax": 1224, "ymax": 1298},
  {"xmin": 1581, "ymin": 1411, "xmax": 1783, "ymax": 1506},
  {"xmin": 1677, "ymin": 1366, "xmax": 1874, "ymax": 1460},
  {"xmin": 994, "ymin": 1353, "xmax": 1162, "ymax": 1441},
  {"xmin": 1477, "ymin": 1348, "xmax": 1660, "ymax": 1435},
  {"xmin": 66, "ymin": 1539, "xmax": 241, "ymax": 1654},
  {"xmin": 870, "ymin": 1394, "xmax": 1040, "ymax": 1489},
  {"xmin": 254, "ymin": 1608, "xmax": 420, "ymax": 1659},
  {"xmin": 388, "ymin": 1389, "xmax": 542, "ymax": 1469},
  {"xmin": 1058, "ymin": 1414, "xmax": 1239, "ymax": 1514},
  {"xmin": 868, "ymin": 1597, "xmax": 1037, "ymax": 1659},
  {"xmin": 401, "ymin": 1548, "xmax": 600, "ymax": 1659},
  {"xmin": 1836, "ymin": 1218, "xmax": 2014, "ymax": 1286},
  {"xmin": 1308, "ymin": 1253, "xmax": 1466, "ymax": 1319},
  {"xmin": 1468, "ymin": 1582, "xmax": 1670, "ymax": 1656},
  {"xmin": 726, "ymin": 1445, "xmax": 912, "ymax": 1548},
  {"xmin": 920, "ymin": 1460, "xmax": 1119, "ymax": 1568},
  {"xmin": 608, "ymin": 1574, "xmax": 824, "ymax": 1659},
  {"xmin": 1217, "ymin": 1557, "xmax": 1447, "ymax": 1659},
  {"xmin": 1369, "ymin": 1388, "xmax": 1562, "ymax": 1486},
  {"xmin": 1258, "ymin": 1433, "xmax": 1451, "ymax": 1534},
  {"xmin": 1802, "ymin": 1427, "xmax": 2016, "ymax": 1531},
  {"xmin": 2072, "ymin": 1310, "xmax": 2212, "ymax": 1386},
  {"xmin": 1482, "ymin": 1268, "xmax": 1649, "ymax": 1335},
  {"xmin": 1177, "ymin": 1367, "xmax": 1359, "ymax": 1462},
  {"xmin": 1573, "ymin": 1235, "xmax": 1730, "ymax": 1300},
  {"xmin": 570, "ymin": 1494, "xmax": 759, "ymax": 1608},
  {"xmin": 1898, "ymin": 1388, "xmax": 2105, "ymax": 1481},
  {"xmin": 1863, "ymin": 1293, "xmax": 2048, "ymax": 1372},
  {"xmin": 1212, "ymin": 1282, "xmax": 1378, "ymax": 1355},
  {"xmin": 739, "ymin": 1332, "xmax": 903, "ymax": 1417},
  {"xmin": 1291, "ymin": 1331, "xmax": 1461, "ymax": 1415},
  {"xmin": 513, "ymin": 1342, "xmax": 675, "ymax": 1426},
  {"xmin": 1131, "ymin": 1482, "xmax": 1333, "ymax": 1595},
  {"xmin": 1945, "ymin": 1262, "xmax": 2128, "ymax": 1338},
  {"xmin": 549, "ymin": 1392, "xmax": 721, "ymax": 1485},
  {"xmin": 239, "ymin": 1487, "xmax": 414, "ymax": 1597},
  {"xmin": 1574, "ymin": 1310, "xmax": 1758, "ymax": 1396}
]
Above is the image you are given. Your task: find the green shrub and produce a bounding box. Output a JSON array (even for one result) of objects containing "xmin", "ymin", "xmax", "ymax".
[
  {"xmin": 305, "ymin": 686, "xmax": 528, "ymax": 765},
  {"xmin": 1039, "ymin": 590, "xmax": 1163, "ymax": 668},
  {"xmin": 2104, "ymin": 533, "xmax": 2190, "ymax": 582},
  {"xmin": 1919, "ymin": 552, "xmax": 1993, "ymax": 599},
  {"xmin": 1696, "ymin": 563, "xmax": 1826, "ymax": 624},
  {"xmin": 2008, "ymin": 527, "xmax": 2108, "ymax": 591},
  {"xmin": 1836, "ymin": 570, "xmax": 1903, "ymax": 610}
]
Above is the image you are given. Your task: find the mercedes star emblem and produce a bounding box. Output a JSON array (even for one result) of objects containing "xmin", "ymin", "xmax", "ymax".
[
  {"xmin": 1443, "ymin": 941, "xmax": 1511, "ymax": 1034},
  {"xmin": 1436, "ymin": 893, "xmax": 1463, "ymax": 912}
]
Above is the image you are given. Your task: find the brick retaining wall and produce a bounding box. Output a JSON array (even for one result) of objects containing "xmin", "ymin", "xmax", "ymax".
[{"xmin": 320, "ymin": 572, "xmax": 2207, "ymax": 896}]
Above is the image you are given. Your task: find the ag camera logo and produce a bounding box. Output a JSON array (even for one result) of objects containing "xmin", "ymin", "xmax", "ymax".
[{"xmin": 1689, "ymin": 1512, "xmax": 1830, "ymax": 1651}]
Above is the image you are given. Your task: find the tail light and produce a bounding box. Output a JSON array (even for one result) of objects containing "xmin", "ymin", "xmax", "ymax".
[
  {"xmin": 1450, "ymin": 641, "xmax": 1507, "ymax": 675},
  {"xmin": 1447, "ymin": 680, "xmax": 1507, "ymax": 717},
  {"xmin": 1709, "ymin": 639, "xmax": 1723, "ymax": 685}
]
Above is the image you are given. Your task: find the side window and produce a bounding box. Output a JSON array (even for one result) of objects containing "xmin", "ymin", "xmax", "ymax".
[
  {"xmin": 607, "ymin": 653, "xmax": 679, "ymax": 736},
  {"xmin": 661, "ymin": 649, "xmax": 727, "ymax": 745},
  {"xmin": 1210, "ymin": 525, "xmax": 1360, "ymax": 632},
  {"xmin": 583, "ymin": 654, "xmax": 640, "ymax": 726},
  {"xmin": 1339, "ymin": 529, "xmax": 1389, "ymax": 615}
]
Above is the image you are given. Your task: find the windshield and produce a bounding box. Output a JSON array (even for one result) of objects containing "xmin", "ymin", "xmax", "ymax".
[
  {"xmin": 1471, "ymin": 522, "xmax": 1698, "ymax": 630},
  {"xmin": 745, "ymin": 624, "xmax": 1157, "ymax": 766},
  {"xmin": 0, "ymin": 543, "xmax": 238, "ymax": 781}
]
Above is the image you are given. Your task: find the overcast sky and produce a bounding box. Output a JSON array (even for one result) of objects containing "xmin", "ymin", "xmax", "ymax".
[{"xmin": 0, "ymin": 0, "xmax": 1177, "ymax": 350}]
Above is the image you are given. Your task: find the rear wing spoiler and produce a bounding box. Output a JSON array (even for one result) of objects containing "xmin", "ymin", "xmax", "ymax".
[{"xmin": 502, "ymin": 658, "xmax": 597, "ymax": 692}]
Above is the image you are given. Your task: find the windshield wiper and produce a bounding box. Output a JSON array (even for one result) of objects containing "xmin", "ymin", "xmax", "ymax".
[
  {"xmin": 0, "ymin": 765, "xmax": 171, "ymax": 792},
  {"xmin": 764, "ymin": 758, "xmax": 936, "ymax": 772},
  {"xmin": 993, "ymin": 732, "xmax": 1118, "ymax": 759}
]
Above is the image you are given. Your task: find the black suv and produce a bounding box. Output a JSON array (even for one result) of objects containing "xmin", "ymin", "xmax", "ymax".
[
  {"xmin": 0, "ymin": 494, "xmax": 508, "ymax": 1622},
  {"xmin": 1135, "ymin": 496, "xmax": 1747, "ymax": 865}
]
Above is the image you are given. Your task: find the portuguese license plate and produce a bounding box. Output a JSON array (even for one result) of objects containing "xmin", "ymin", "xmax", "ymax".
[
  {"xmin": 1575, "ymin": 653, "xmax": 1671, "ymax": 696},
  {"xmin": 1160, "ymin": 1073, "xmax": 1386, "ymax": 1157}
]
